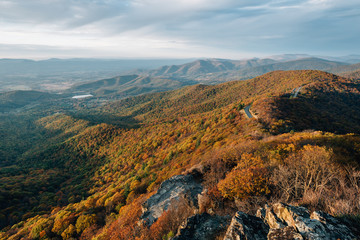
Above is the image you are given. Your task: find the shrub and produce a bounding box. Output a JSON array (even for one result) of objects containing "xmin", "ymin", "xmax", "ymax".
[
  {"xmin": 218, "ymin": 155, "xmax": 270, "ymax": 200},
  {"xmin": 271, "ymin": 145, "xmax": 336, "ymax": 201}
]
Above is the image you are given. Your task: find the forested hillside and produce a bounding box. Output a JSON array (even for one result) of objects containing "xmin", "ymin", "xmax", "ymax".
[
  {"xmin": 253, "ymin": 72, "xmax": 360, "ymax": 134},
  {"xmin": 69, "ymin": 75, "xmax": 196, "ymax": 98},
  {"xmin": 0, "ymin": 70, "xmax": 359, "ymax": 239},
  {"xmin": 330, "ymin": 62, "xmax": 360, "ymax": 80}
]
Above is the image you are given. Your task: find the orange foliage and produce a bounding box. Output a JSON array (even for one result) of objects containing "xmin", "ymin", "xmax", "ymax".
[
  {"xmin": 148, "ymin": 197, "xmax": 193, "ymax": 240},
  {"xmin": 218, "ymin": 155, "xmax": 270, "ymax": 200},
  {"xmin": 108, "ymin": 198, "xmax": 143, "ymax": 240}
]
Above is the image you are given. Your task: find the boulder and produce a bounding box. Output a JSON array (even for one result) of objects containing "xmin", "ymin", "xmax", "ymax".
[
  {"xmin": 173, "ymin": 213, "xmax": 230, "ymax": 240},
  {"xmin": 141, "ymin": 174, "xmax": 203, "ymax": 225},
  {"xmin": 223, "ymin": 211, "xmax": 269, "ymax": 240}
]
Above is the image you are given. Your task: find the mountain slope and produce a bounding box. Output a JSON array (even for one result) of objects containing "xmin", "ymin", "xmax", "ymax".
[
  {"xmin": 0, "ymin": 90, "xmax": 61, "ymax": 112},
  {"xmin": 329, "ymin": 63, "xmax": 360, "ymax": 80},
  {"xmin": 253, "ymin": 75, "xmax": 360, "ymax": 134}
]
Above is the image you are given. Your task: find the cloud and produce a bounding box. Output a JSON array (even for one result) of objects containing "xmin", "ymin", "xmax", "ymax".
[{"xmin": 0, "ymin": 0, "xmax": 359, "ymax": 58}]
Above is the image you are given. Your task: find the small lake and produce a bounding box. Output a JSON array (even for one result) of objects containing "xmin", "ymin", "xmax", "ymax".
[{"xmin": 72, "ymin": 94, "xmax": 93, "ymax": 99}]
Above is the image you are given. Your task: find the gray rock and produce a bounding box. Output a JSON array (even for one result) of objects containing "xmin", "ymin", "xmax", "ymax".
[
  {"xmin": 267, "ymin": 226, "xmax": 303, "ymax": 240},
  {"xmin": 173, "ymin": 213, "xmax": 231, "ymax": 240},
  {"xmin": 271, "ymin": 203, "xmax": 327, "ymax": 239},
  {"xmin": 223, "ymin": 211, "xmax": 269, "ymax": 240},
  {"xmin": 310, "ymin": 211, "xmax": 356, "ymax": 240},
  {"xmin": 263, "ymin": 204, "xmax": 287, "ymax": 229},
  {"xmin": 141, "ymin": 174, "xmax": 203, "ymax": 226},
  {"xmin": 224, "ymin": 203, "xmax": 358, "ymax": 240}
]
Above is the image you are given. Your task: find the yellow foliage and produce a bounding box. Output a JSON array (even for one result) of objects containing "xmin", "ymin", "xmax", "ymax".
[
  {"xmin": 218, "ymin": 155, "xmax": 270, "ymax": 200},
  {"xmin": 61, "ymin": 224, "xmax": 76, "ymax": 239},
  {"xmin": 75, "ymin": 214, "xmax": 97, "ymax": 234}
]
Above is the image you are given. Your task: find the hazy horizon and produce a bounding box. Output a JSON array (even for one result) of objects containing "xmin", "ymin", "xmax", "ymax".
[
  {"xmin": 1, "ymin": 0, "xmax": 359, "ymax": 59},
  {"xmin": 1, "ymin": 53, "xmax": 360, "ymax": 62}
]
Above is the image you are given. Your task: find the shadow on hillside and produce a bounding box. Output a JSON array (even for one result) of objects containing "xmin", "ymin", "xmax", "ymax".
[
  {"xmin": 70, "ymin": 111, "xmax": 141, "ymax": 129},
  {"xmin": 264, "ymin": 90, "xmax": 360, "ymax": 134}
]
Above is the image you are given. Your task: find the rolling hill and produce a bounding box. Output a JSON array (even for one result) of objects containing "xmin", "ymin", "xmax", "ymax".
[
  {"xmin": 340, "ymin": 69, "xmax": 360, "ymax": 80},
  {"xmin": 0, "ymin": 90, "xmax": 62, "ymax": 112},
  {"xmin": 69, "ymin": 74, "xmax": 197, "ymax": 98},
  {"xmin": 329, "ymin": 62, "xmax": 360, "ymax": 80}
]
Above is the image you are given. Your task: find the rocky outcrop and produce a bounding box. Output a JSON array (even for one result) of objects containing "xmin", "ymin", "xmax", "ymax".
[
  {"xmin": 224, "ymin": 211, "xmax": 269, "ymax": 240},
  {"xmin": 141, "ymin": 174, "xmax": 358, "ymax": 239},
  {"xmin": 224, "ymin": 203, "xmax": 357, "ymax": 240},
  {"xmin": 173, "ymin": 213, "xmax": 230, "ymax": 240},
  {"xmin": 141, "ymin": 174, "xmax": 203, "ymax": 225}
]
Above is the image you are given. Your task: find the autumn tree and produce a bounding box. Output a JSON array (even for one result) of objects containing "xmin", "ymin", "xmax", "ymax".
[{"xmin": 218, "ymin": 154, "xmax": 270, "ymax": 200}]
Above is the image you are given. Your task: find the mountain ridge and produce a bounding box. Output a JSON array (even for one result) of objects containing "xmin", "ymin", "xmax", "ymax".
[{"xmin": 143, "ymin": 57, "xmax": 349, "ymax": 83}]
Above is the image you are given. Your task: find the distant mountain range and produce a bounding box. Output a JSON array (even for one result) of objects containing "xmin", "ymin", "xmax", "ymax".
[
  {"xmin": 147, "ymin": 58, "xmax": 277, "ymax": 77},
  {"xmin": 268, "ymin": 53, "xmax": 360, "ymax": 63},
  {"xmin": 68, "ymin": 57, "xmax": 358, "ymax": 99},
  {"xmin": 1, "ymin": 56, "xmax": 360, "ymax": 110},
  {"xmin": 143, "ymin": 57, "xmax": 357, "ymax": 83},
  {"xmin": 2, "ymin": 55, "xmax": 360, "ymax": 93},
  {"xmin": 0, "ymin": 58, "xmax": 193, "ymax": 92},
  {"xmin": 0, "ymin": 58, "xmax": 193, "ymax": 75}
]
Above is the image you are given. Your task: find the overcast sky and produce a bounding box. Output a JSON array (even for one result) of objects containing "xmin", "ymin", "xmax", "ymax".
[{"xmin": 0, "ymin": 0, "xmax": 359, "ymax": 59}]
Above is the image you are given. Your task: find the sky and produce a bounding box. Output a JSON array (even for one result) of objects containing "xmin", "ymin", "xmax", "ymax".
[{"xmin": 0, "ymin": 0, "xmax": 359, "ymax": 59}]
